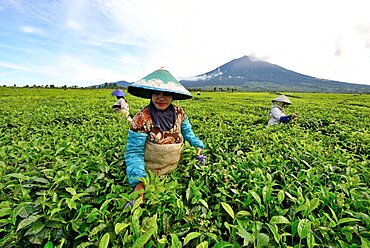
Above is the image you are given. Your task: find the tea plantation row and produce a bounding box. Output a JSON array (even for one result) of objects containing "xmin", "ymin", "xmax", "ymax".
[{"xmin": 0, "ymin": 88, "xmax": 369, "ymax": 247}]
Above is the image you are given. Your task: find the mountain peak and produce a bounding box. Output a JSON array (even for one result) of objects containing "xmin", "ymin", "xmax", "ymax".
[
  {"xmin": 180, "ymin": 55, "xmax": 370, "ymax": 93},
  {"xmin": 91, "ymin": 55, "xmax": 370, "ymax": 93}
]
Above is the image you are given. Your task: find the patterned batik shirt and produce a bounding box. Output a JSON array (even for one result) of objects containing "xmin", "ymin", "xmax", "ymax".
[{"xmin": 131, "ymin": 106, "xmax": 186, "ymax": 144}]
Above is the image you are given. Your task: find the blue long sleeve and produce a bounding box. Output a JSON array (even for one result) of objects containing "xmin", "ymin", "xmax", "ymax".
[
  {"xmin": 280, "ymin": 115, "xmax": 292, "ymax": 123},
  {"xmin": 124, "ymin": 130, "xmax": 148, "ymax": 187},
  {"xmin": 181, "ymin": 116, "xmax": 204, "ymax": 149}
]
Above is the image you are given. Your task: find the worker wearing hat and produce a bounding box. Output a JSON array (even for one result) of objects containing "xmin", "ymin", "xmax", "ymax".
[
  {"xmin": 111, "ymin": 89, "xmax": 133, "ymax": 124},
  {"xmin": 124, "ymin": 67, "xmax": 205, "ymax": 205},
  {"xmin": 268, "ymin": 95, "xmax": 298, "ymax": 125}
]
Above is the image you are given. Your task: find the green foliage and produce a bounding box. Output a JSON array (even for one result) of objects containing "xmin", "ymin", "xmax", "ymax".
[{"xmin": 0, "ymin": 88, "xmax": 369, "ymax": 247}]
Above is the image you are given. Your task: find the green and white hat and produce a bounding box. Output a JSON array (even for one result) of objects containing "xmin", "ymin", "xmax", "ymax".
[
  {"xmin": 272, "ymin": 95, "xmax": 292, "ymax": 104},
  {"xmin": 128, "ymin": 67, "xmax": 193, "ymax": 100}
]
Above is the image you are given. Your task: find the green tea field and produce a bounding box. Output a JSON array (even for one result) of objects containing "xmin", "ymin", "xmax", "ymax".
[{"xmin": 0, "ymin": 88, "xmax": 369, "ymax": 247}]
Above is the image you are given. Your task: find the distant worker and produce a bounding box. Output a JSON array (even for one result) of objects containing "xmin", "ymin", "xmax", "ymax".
[
  {"xmin": 268, "ymin": 95, "xmax": 298, "ymax": 125},
  {"xmin": 111, "ymin": 89, "xmax": 133, "ymax": 124}
]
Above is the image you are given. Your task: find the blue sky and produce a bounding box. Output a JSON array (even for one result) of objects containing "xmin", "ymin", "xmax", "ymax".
[{"xmin": 0, "ymin": 0, "xmax": 369, "ymax": 87}]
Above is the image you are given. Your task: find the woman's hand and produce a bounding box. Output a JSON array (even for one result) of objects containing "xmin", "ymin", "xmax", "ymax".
[
  {"xmin": 134, "ymin": 182, "xmax": 145, "ymax": 205},
  {"xmin": 125, "ymin": 182, "xmax": 145, "ymax": 208}
]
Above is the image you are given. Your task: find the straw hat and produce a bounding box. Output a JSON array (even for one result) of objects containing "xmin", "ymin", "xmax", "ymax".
[
  {"xmin": 111, "ymin": 89, "xmax": 126, "ymax": 97},
  {"xmin": 272, "ymin": 95, "xmax": 292, "ymax": 104},
  {"xmin": 128, "ymin": 67, "xmax": 192, "ymax": 100}
]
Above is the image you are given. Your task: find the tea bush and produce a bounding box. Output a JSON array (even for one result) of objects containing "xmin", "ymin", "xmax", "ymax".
[{"xmin": 0, "ymin": 88, "xmax": 369, "ymax": 247}]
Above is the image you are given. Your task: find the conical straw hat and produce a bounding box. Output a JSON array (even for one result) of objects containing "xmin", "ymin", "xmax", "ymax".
[
  {"xmin": 128, "ymin": 67, "xmax": 192, "ymax": 100},
  {"xmin": 111, "ymin": 89, "xmax": 126, "ymax": 97},
  {"xmin": 272, "ymin": 95, "xmax": 292, "ymax": 104}
]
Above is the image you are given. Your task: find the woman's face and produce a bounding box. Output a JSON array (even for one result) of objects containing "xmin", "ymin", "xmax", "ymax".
[
  {"xmin": 151, "ymin": 91, "xmax": 173, "ymax": 110},
  {"xmin": 276, "ymin": 101, "xmax": 286, "ymax": 107}
]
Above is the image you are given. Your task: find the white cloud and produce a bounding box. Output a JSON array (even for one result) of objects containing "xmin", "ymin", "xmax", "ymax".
[
  {"xmin": 0, "ymin": 61, "xmax": 30, "ymax": 71},
  {"xmin": 185, "ymin": 68, "xmax": 224, "ymax": 81},
  {"xmin": 66, "ymin": 20, "xmax": 82, "ymax": 30},
  {"xmin": 35, "ymin": 55, "xmax": 124, "ymax": 86},
  {"xmin": 20, "ymin": 25, "xmax": 40, "ymax": 33},
  {"xmin": 354, "ymin": 24, "xmax": 370, "ymax": 49}
]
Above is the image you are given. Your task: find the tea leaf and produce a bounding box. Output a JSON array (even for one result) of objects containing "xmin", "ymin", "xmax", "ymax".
[
  {"xmin": 99, "ymin": 232, "xmax": 110, "ymax": 248},
  {"xmin": 89, "ymin": 223, "xmax": 107, "ymax": 237},
  {"xmin": 16, "ymin": 215, "xmax": 42, "ymax": 232},
  {"xmin": 295, "ymin": 204, "xmax": 307, "ymax": 214},
  {"xmin": 65, "ymin": 187, "xmax": 76, "ymax": 195},
  {"xmin": 307, "ymin": 232, "xmax": 315, "ymax": 248},
  {"xmin": 99, "ymin": 199, "xmax": 112, "ymax": 212},
  {"xmin": 270, "ymin": 215, "xmax": 290, "ymax": 224},
  {"xmin": 24, "ymin": 222, "xmax": 45, "ymax": 236},
  {"xmin": 6, "ymin": 173, "xmax": 30, "ymax": 181},
  {"xmin": 170, "ymin": 233, "xmax": 179, "ymax": 248},
  {"xmin": 285, "ymin": 191, "xmax": 297, "ymax": 202},
  {"xmin": 297, "ymin": 219, "xmax": 311, "ymax": 239},
  {"xmin": 132, "ymin": 228, "xmax": 157, "ymax": 248},
  {"xmin": 205, "ymin": 232, "xmax": 218, "ymax": 242},
  {"xmin": 249, "ymin": 190, "xmax": 261, "ymax": 206},
  {"xmin": 12, "ymin": 202, "xmax": 33, "ymax": 224},
  {"xmin": 76, "ymin": 242, "xmax": 94, "ymax": 248},
  {"xmin": 65, "ymin": 198, "xmax": 77, "ymax": 210},
  {"xmin": 196, "ymin": 241, "xmax": 208, "ymax": 248},
  {"xmin": 0, "ymin": 201, "xmax": 14, "ymax": 208},
  {"xmin": 307, "ymin": 198, "xmax": 320, "ymax": 214},
  {"xmin": 277, "ymin": 190, "xmax": 285, "ymax": 204},
  {"xmin": 44, "ymin": 241, "xmax": 53, "ymax": 248},
  {"xmin": 262, "ymin": 185, "xmax": 268, "ymax": 203},
  {"xmin": 236, "ymin": 226, "xmax": 253, "ymax": 245},
  {"xmin": 328, "ymin": 207, "xmax": 338, "ymax": 222},
  {"xmin": 145, "ymin": 240, "xmax": 156, "ymax": 248},
  {"xmin": 221, "ymin": 202, "xmax": 234, "ymax": 220},
  {"xmin": 236, "ymin": 210, "xmax": 251, "ymax": 219},
  {"xmin": 257, "ymin": 233, "xmax": 269, "ymax": 247},
  {"xmin": 183, "ymin": 232, "xmax": 201, "ymax": 246},
  {"xmin": 266, "ymin": 223, "xmax": 280, "ymax": 243},
  {"xmin": 360, "ymin": 237, "xmax": 370, "ymax": 247},
  {"xmin": 214, "ymin": 241, "xmax": 234, "ymax": 248},
  {"xmin": 199, "ymin": 199, "xmax": 208, "ymax": 209},
  {"xmin": 0, "ymin": 208, "xmax": 12, "ymax": 217},
  {"xmin": 115, "ymin": 223, "xmax": 130, "ymax": 235},
  {"xmin": 337, "ymin": 217, "xmax": 360, "ymax": 225}
]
